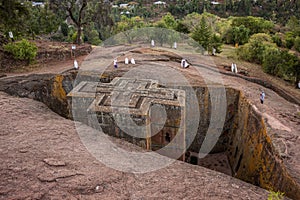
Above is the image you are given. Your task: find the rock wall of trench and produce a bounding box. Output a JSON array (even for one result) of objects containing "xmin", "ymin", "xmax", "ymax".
[
  {"xmin": 178, "ymin": 86, "xmax": 300, "ymax": 199},
  {"xmin": 0, "ymin": 72, "xmax": 76, "ymax": 118},
  {"xmin": 227, "ymin": 93, "xmax": 300, "ymax": 199}
]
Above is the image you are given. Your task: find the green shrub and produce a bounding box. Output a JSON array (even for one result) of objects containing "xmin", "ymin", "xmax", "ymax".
[
  {"xmin": 285, "ymin": 32, "xmax": 295, "ymax": 49},
  {"xmin": 71, "ymin": 32, "xmax": 78, "ymax": 43},
  {"xmin": 262, "ymin": 46, "xmax": 282, "ymax": 76},
  {"xmin": 4, "ymin": 39, "xmax": 37, "ymax": 64},
  {"xmin": 238, "ymin": 33, "xmax": 275, "ymax": 64},
  {"xmin": 61, "ymin": 22, "xmax": 69, "ymax": 37},
  {"xmin": 272, "ymin": 33, "xmax": 283, "ymax": 47},
  {"xmin": 71, "ymin": 31, "xmax": 84, "ymax": 44},
  {"xmin": 87, "ymin": 30, "xmax": 101, "ymax": 45},
  {"xmin": 262, "ymin": 48, "xmax": 299, "ymax": 80},
  {"xmin": 267, "ymin": 191, "xmax": 284, "ymax": 200},
  {"xmin": 294, "ymin": 36, "xmax": 300, "ymax": 52}
]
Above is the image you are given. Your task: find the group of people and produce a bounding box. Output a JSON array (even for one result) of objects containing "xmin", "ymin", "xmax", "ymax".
[
  {"xmin": 181, "ymin": 59, "xmax": 189, "ymax": 68},
  {"xmin": 231, "ymin": 63, "xmax": 238, "ymax": 73},
  {"xmin": 113, "ymin": 57, "xmax": 136, "ymax": 68},
  {"xmin": 151, "ymin": 39, "xmax": 177, "ymax": 49}
]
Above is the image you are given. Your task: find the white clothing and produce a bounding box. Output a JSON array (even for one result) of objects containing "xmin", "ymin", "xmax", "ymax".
[
  {"xmin": 234, "ymin": 64, "xmax": 238, "ymax": 73},
  {"xmin": 181, "ymin": 59, "xmax": 189, "ymax": 68},
  {"xmin": 131, "ymin": 58, "xmax": 136, "ymax": 64},
  {"xmin": 113, "ymin": 59, "xmax": 118, "ymax": 68},
  {"xmin": 74, "ymin": 59, "xmax": 78, "ymax": 69},
  {"xmin": 260, "ymin": 92, "xmax": 265, "ymax": 101},
  {"xmin": 173, "ymin": 42, "xmax": 177, "ymax": 49},
  {"xmin": 212, "ymin": 48, "xmax": 216, "ymax": 55},
  {"xmin": 151, "ymin": 40, "xmax": 155, "ymax": 47},
  {"xmin": 231, "ymin": 63, "xmax": 237, "ymax": 73},
  {"xmin": 125, "ymin": 58, "xmax": 129, "ymax": 64}
]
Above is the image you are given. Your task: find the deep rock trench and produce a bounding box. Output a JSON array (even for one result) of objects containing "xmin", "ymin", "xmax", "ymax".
[{"xmin": 0, "ymin": 71, "xmax": 299, "ymax": 200}]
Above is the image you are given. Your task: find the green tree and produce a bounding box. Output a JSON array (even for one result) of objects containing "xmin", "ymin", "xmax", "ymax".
[
  {"xmin": 152, "ymin": 22, "xmax": 170, "ymax": 46},
  {"xmin": 225, "ymin": 25, "xmax": 250, "ymax": 45},
  {"xmin": 0, "ymin": 0, "xmax": 29, "ymax": 36},
  {"xmin": 209, "ymin": 34, "xmax": 223, "ymax": 54},
  {"xmin": 26, "ymin": 3, "xmax": 60, "ymax": 39},
  {"xmin": 160, "ymin": 13, "xmax": 177, "ymax": 30},
  {"xmin": 191, "ymin": 17, "xmax": 212, "ymax": 52},
  {"xmin": 181, "ymin": 12, "xmax": 202, "ymax": 33},
  {"xmin": 238, "ymin": 33, "xmax": 275, "ymax": 64},
  {"xmin": 86, "ymin": 29, "xmax": 101, "ymax": 45},
  {"xmin": 48, "ymin": 0, "xmax": 110, "ymax": 44},
  {"xmin": 115, "ymin": 15, "xmax": 145, "ymax": 44},
  {"xmin": 61, "ymin": 22, "xmax": 69, "ymax": 37},
  {"xmin": 175, "ymin": 20, "xmax": 190, "ymax": 34},
  {"xmin": 92, "ymin": 0, "xmax": 114, "ymax": 40},
  {"xmin": 231, "ymin": 16, "xmax": 274, "ymax": 35},
  {"xmin": 286, "ymin": 16, "xmax": 300, "ymax": 37}
]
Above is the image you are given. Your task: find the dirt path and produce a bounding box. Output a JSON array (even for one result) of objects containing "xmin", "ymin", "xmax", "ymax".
[{"xmin": 2, "ymin": 55, "xmax": 87, "ymax": 78}]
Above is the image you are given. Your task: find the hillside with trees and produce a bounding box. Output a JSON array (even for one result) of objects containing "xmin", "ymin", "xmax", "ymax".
[{"xmin": 0, "ymin": 0, "xmax": 300, "ymax": 84}]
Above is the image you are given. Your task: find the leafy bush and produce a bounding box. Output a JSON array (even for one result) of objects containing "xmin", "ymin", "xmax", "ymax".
[
  {"xmin": 238, "ymin": 33, "xmax": 275, "ymax": 64},
  {"xmin": 262, "ymin": 46, "xmax": 283, "ymax": 76},
  {"xmin": 87, "ymin": 30, "xmax": 101, "ymax": 45},
  {"xmin": 4, "ymin": 39, "xmax": 37, "ymax": 64},
  {"xmin": 262, "ymin": 47, "xmax": 299, "ymax": 80},
  {"xmin": 61, "ymin": 22, "xmax": 69, "ymax": 37},
  {"xmin": 285, "ymin": 32, "xmax": 295, "ymax": 49},
  {"xmin": 272, "ymin": 33, "xmax": 283, "ymax": 47},
  {"xmin": 231, "ymin": 16, "xmax": 274, "ymax": 35},
  {"xmin": 71, "ymin": 31, "xmax": 84, "ymax": 44},
  {"xmin": 294, "ymin": 36, "xmax": 300, "ymax": 52},
  {"xmin": 267, "ymin": 191, "xmax": 284, "ymax": 200},
  {"xmin": 224, "ymin": 25, "xmax": 250, "ymax": 45}
]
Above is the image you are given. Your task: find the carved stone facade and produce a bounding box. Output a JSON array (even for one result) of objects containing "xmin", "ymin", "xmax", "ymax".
[{"xmin": 68, "ymin": 77, "xmax": 186, "ymax": 160}]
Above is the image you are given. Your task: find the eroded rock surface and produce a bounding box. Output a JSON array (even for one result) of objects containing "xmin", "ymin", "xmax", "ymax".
[{"xmin": 0, "ymin": 92, "xmax": 271, "ymax": 199}]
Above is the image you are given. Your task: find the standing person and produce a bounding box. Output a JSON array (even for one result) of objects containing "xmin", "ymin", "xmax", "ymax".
[
  {"xmin": 181, "ymin": 59, "xmax": 189, "ymax": 68},
  {"xmin": 151, "ymin": 39, "xmax": 155, "ymax": 47},
  {"xmin": 173, "ymin": 42, "xmax": 177, "ymax": 49},
  {"xmin": 231, "ymin": 63, "xmax": 235, "ymax": 72},
  {"xmin": 298, "ymin": 80, "xmax": 300, "ymax": 89},
  {"xmin": 231, "ymin": 63, "xmax": 238, "ymax": 73},
  {"xmin": 131, "ymin": 58, "xmax": 136, "ymax": 64},
  {"xmin": 74, "ymin": 59, "xmax": 79, "ymax": 70},
  {"xmin": 212, "ymin": 47, "xmax": 216, "ymax": 56},
  {"xmin": 125, "ymin": 57, "xmax": 129, "ymax": 65},
  {"xmin": 113, "ymin": 59, "xmax": 118, "ymax": 68},
  {"xmin": 260, "ymin": 91, "xmax": 265, "ymax": 104},
  {"xmin": 234, "ymin": 63, "xmax": 238, "ymax": 73},
  {"xmin": 181, "ymin": 59, "xmax": 186, "ymax": 68}
]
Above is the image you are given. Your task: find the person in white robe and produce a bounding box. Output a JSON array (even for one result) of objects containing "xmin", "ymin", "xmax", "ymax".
[
  {"xmin": 114, "ymin": 59, "xmax": 118, "ymax": 68},
  {"xmin": 181, "ymin": 59, "xmax": 189, "ymax": 68},
  {"xmin": 173, "ymin": 42, "xmax": 177, "ymax": 49},
  {"xmin": 131, "ymin": 58, "xmax": 136, "ymax": 64},
  {"xmin": 74, "ymin": 59, "xmax": 79, "ymax": 70},
  {"xmin": 151, "ymin": 39, "xmax": 155, "ymax": 47}
]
